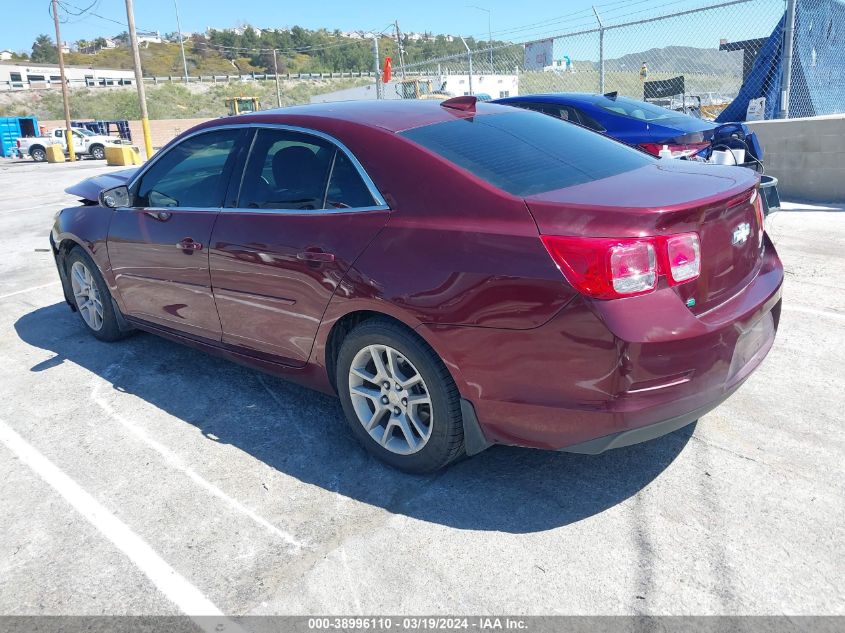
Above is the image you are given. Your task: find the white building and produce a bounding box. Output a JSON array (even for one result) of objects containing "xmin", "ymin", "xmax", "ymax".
[
  {"xmin": 0, "ymin": 61, "xmax": 135, "ymax": 91},
  {"xmin": 433, "ymin": 74, "xmax": 519, "ymax": 99},
  {"xmin": 0, "ymin": 50, "xmax": 15, "ymax": 61},
  {"xmin": 135, "ymin": 30, "xmax": 162, "ymax": 45}
]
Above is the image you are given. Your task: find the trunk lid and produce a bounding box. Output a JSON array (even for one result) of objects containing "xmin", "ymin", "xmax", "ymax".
[
  {"xmin": 525, "ymin": 161, "xmax": 762, "ymax": 313},
  {"xmin": 64, "ymin": 167, "xmax": 138, "ymax": 203}
]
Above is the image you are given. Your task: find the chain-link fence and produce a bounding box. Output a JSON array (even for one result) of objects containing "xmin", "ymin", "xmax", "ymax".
[
  {"xmin": 377, "ymin": 0, "xmax": 840, "ymax": 121},
  {"xmin": 786, "ymin": 0, "xmax": 845, "ymax": 119}
]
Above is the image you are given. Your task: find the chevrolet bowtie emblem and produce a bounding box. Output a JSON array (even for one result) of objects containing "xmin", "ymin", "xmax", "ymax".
[{"xmin": 732, "ymin": 222, "xmax": 751, "ymax": 246}]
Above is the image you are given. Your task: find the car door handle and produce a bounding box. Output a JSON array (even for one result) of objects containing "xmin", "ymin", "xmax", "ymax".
[
  {"xmin": 296, "ymin": 251, "xmax": 335, "ymax": 263},
  {"xmin": 177, "ymin": 238, "xmax": 203, "ymax": 251},
  {"xmin": 144, "ymin": 210, "xmax": 171, "ymax": 221}
]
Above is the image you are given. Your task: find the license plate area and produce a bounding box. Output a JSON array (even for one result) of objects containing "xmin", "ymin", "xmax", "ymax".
[{"xmin": 728, "ymin": 310, "xmax": 775, "ymax": 381}]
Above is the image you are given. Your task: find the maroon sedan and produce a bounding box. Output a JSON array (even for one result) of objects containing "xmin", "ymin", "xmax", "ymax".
[{"xmin": 50, "ymin": 98, "xmax": 782, "ymax": 473}]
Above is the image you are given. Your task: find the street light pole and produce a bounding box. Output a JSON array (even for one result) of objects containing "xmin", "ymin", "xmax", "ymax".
[
  {"xmin": 273, "ymin": 49, "xmax": 282, "ymax": 108},
  {"xmin": 51, "ymin": 0, "xmax": 76, "ymax": 161},
  {"xmin": 469, "ymin": 6, "xmax": 492, "ymax": 67},
  {"xmin": 125, "ymin": 0, "xmax": 154, "ymax": 159},
  {"xmin": 173, "ymin": 0, "xmax": 189, "ymax": 83},
  {"xmin": 460, "ymin": 37, "xmax": 473, "ymax": 95}
]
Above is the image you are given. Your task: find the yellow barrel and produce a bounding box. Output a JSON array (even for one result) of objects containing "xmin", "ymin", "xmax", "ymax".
[
  {"xmin": 45, "ymin": 145, "xmax": 66, "ymax": 163},
  {"xmin": 105, "ymin": 145, "xmax": 143, "ymax": 166}
]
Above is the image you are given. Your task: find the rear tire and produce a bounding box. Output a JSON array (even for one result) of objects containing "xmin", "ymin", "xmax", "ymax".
[
  {"xmin": 336, "ymin": 319, "xmax": 465, "ymax": 473},
  {"xmin": 66, "ymin": 247, "xmax": 129, "ymax": 342},
  {"xmin": 30, "ymin": 147, "xmax": 46, "ymax": 162},
  {"xmin": 90, "ymin": 144, "xmax": 105, "ymax": 160}
]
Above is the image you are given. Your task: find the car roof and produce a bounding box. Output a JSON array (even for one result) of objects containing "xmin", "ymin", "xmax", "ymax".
[
  {"xmin": 224, "ymin": 99, "xmax": 510, "ymax": 133},
  {"xmin": 497, "ymin": 93, "xmax": 601, "ymax": 106}
]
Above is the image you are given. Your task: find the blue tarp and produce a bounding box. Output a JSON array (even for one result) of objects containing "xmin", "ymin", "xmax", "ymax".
[{"xmin": 717, "ymin": 0, "xmax": 845, "ymax": 121}]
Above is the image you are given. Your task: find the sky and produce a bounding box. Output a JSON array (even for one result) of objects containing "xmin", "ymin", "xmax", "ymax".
[{"xmin": 4, "ymin": 0, "xmax": 783, "ymax": 55}]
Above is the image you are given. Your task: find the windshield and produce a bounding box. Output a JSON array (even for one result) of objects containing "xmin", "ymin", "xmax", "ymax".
[
  {"xmin": 399, "ymin": 110, "xmax": 654, "ymax": 197},
  {"xmin": 594, "ymin": 95, "xmax": 686, "ymax": 122},
  {"xmin": 73, "ymin": 128, "xmax": 95, "ymax": 137}
]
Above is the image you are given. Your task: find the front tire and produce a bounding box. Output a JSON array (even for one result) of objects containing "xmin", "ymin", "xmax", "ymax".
[
  {"xmin": 336, "ymin": 319, "xmax": 465, "ymax": 473},
  {"xmin": 90, "ymin": 144, "xmax": 105, "ymax": 160},
  {"xmin": 66, "ymin": 247, "xmax": 129, "ymax": 342}
]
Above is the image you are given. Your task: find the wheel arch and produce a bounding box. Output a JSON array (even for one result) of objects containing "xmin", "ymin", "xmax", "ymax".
[
  {"xmin": 318, "ymin": 305, "xmax": 469, "ymax": 399},
  {"xmin": 319, "ymin": 306, "xmax": 490, "ymax": 456}
]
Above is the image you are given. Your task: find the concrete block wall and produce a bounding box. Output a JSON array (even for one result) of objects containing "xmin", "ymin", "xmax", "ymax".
[{"xmin": 746, "ymin": 115, "xmax": 845, "ymax": 203}]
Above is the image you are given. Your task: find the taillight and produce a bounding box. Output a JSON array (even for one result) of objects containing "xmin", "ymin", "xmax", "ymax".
[
  {"xmin": 639, "ymin": 141, "xmax": 710, "ymax": 158},
  {"xmin": 666, "ymin": 233, "xmax": 701, "ymax": 283},
  {"xmin": 16, "ymin": 140, "xmax": 21, "ymax": 148},
  {"xmin": 541, "ymin": 233, "xmax": 701, "ymax": 300},
  {"xmin": 751, "ymin": 188, "xmax": 765, "ymax": 244},
  {"xmin": 610, "ymin": 241, "xmax": 656, "ymax": 294}
]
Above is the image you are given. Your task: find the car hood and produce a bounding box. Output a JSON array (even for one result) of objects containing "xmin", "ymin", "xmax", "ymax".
[{"xmin": 65, "ymin": 167, "xmax": 138, "ymax": 203}]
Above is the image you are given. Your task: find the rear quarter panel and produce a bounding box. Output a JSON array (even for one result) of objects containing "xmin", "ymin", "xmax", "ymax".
[{"xmin": 308, "ymin": 125, "xmax": 581, "ymax": 395}]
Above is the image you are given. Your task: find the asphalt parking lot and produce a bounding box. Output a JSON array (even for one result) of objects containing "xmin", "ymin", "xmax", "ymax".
[{"xmin": 0, "ymin": 159, "xmax": 842, "ymax": 617}]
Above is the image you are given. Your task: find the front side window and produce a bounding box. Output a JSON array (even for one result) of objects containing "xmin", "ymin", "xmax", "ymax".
[
  {"xmin": 400, "ymin": 110, "xmax": 653, "ymax": 197},
  {"xmin": 135, "ymin": 128, "xmax": 243, "ymax": 208},
  {"xmin": 236, "ymin": 128, "xmax": 376, "ymax": 211}
]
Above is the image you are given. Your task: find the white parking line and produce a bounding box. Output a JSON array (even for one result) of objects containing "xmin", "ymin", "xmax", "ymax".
[
  {"xmin": 92, "ymin": 365, "xmax": 304, "ymax": 551},
  {"xmin": 0, "ymin": 418, "xmax": 241, "ymax": 630},
  {"xmin": 0, "ymin": 281, "xmax": 60, "ymax": 300},
  {"xmin": 783, "ymin": 304, "xmax": 845, "ymax": 322},
  {"xmin": 0, "ymin": 201, "xmax": 65, "ymax": 214}
]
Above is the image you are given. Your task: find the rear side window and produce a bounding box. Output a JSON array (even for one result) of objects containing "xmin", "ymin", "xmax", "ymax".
[
  {"xmin": 237, "ymin": 128, "xmax": 376, "ymax": 210},
  {"xmin": 400, "ymin": 110, "xmax": 652, "ymax": 197},
  {"xmin": 594, "ymin": 95, "xmax": 686, "ymax": 123}
]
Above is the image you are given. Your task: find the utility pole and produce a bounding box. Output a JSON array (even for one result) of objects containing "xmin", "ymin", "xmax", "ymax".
[
  {"xmin": 371, "ymin": 34, "xmax": 381, "ymax": 99},
  {"xmin": 778, "ymin": 0, "xmax": 797, "ymax": 119},
  {"xmin": 394, "ymin": 20, "xmax": 406, "ymax": 80},
  {"xmin": 273, "ymin": 49, "xmax": 282, "ymax": 107},
  {"xmin": 125, "ymin": 0, "xmax": 154, "ymax": 159},
  {"xmin": 51, "ymin": 0, "xmax": 76, "ymax": 161},
  {"xmin": 593, "ymin": 6, "xmax": 605, "ymax": 93},
  {"xmin": 173, "ymin": 0, "xmax": 189, "ymax": 82}
]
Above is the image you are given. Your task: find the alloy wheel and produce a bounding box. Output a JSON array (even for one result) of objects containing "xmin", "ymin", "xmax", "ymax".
[
  {"xmin": 348, "ymin": 344, "xmax": 433, "ymax": 455},
  {"xmin": 70, "ymin": 261, "xmax": 104, "ymax": 331}
]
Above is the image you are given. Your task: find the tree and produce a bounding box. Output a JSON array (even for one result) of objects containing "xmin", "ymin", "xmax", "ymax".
[{"xmin": 31, "ymin": 34, "xmax": 58, "ymax": 63}]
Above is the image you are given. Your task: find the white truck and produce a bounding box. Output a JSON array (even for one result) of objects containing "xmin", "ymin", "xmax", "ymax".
[{"xmin": 16, "ymin": 127, "xmax": 130, "ymax": 162}]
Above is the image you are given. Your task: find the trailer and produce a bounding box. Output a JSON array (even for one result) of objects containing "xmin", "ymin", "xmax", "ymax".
[{"xmin": 71, "ymin": 120, "xmax": 132, "ymax": 142}]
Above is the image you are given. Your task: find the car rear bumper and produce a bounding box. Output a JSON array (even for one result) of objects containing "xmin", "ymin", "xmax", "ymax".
[
  {"xmin": 422, "ymin": 236, "xmax": 783, "ymax": 453},
  {"xmin": 558, "ymin": 382, "xmax": 740, "ymax": 454}
]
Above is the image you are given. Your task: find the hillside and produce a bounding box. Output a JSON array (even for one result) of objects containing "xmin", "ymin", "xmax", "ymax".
[
  {"xmin": 64, "ymin": 42, "xmax": 264, "ymax": 77},
  {"xmin": 604, "ymin": 45, "xmax": 741, "ymax": 76},
  {"xmin": 57, "ymin": 29, "xmax": 499, "ymax": 77}
]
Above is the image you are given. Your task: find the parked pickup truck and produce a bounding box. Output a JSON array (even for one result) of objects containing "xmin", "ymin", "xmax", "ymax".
[{"xmin": 16, "ymin": 127, "xmax": 130, "ymax": 162}]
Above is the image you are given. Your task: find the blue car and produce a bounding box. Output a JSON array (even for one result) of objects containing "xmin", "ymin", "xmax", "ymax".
[{"xmin": 493, "ymin": 92, "xmax": 761, "ymax": 160}]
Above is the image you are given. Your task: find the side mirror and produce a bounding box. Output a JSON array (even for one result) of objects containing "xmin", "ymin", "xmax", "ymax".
[{"xmin": 100, "ymin": 185, "xmax": 131, "ymax": 208}]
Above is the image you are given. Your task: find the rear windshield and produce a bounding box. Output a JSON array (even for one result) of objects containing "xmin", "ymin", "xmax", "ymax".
[
  {"xmin": 594, "ymin": 95, "xmax": 686, "ymax": 123},
  {"xmin": 399, "ymin": 110, "xmax": 653, "ymax": 196}
]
